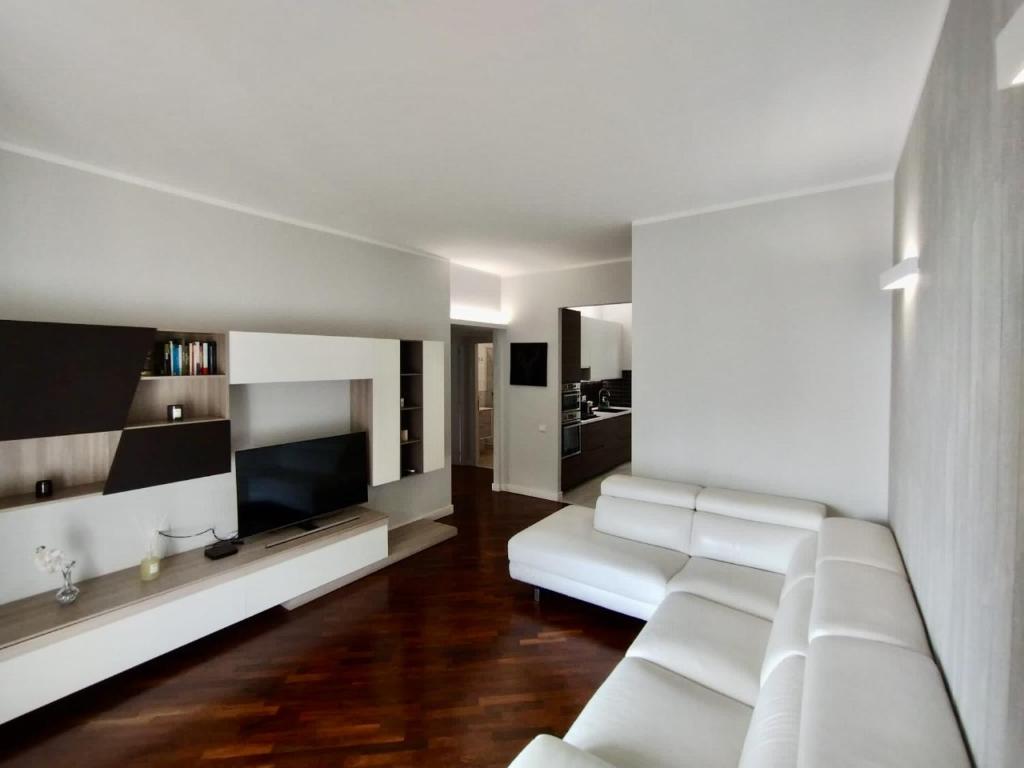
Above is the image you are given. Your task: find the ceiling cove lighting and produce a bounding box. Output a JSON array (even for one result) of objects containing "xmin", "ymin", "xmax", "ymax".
[
  {"xmin": 450, "ymin": 305, "xmax": 510, "ymax": 327},
  {"xmin": 997, "ymin": 4, "xmax": 1024, "ymax": 89},
  {"xmin": 880, "ymin": 257, "xmax": 920, "ymax": 291}
]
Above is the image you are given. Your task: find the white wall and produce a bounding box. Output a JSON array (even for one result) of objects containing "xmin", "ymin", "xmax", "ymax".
[
  {"xmin": 450, "ymin": 263, "xmax": 501, "ymax": 315},
  {"xmin": 0, "ymin": 149, "xmax": 452, "ymax": 603},
  {"xmin": 498, "ymin": 261, "xmax": 631, "ymax": 499},
  {"xmin": 632, "ymin": 181, "xmax": 892, "ymax": 519}
]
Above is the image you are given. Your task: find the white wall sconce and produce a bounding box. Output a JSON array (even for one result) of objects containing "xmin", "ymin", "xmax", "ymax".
[
  {"xmin": 880, "ymin": 257, "xmax": 920, "ymax": 291},
  {"xmin": 997, "ymin": 3, "xmax": 1024, "ymax": 89}
]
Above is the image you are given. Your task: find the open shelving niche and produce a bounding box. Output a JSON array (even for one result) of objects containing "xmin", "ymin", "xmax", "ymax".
[
  {"xmin": 0, "ymin": 328, "xmax": 230, "ymax": 513},
  {"xmin": 399, "ymin": 340, "xmax": 425, "ymax": 477}
]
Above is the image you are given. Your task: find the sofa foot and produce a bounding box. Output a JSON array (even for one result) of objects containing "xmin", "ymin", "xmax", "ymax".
[{"xmin": 533, "ymin": 587, "xmax": 541, "ymax": 603}]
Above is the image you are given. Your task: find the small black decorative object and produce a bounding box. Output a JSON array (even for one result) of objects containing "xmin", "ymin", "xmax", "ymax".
[
  {"xmin": 35, "ymin": 479, "xmax": 54, "ymax": 498},
  {"xmin": 166, "ymin": 404, "xmax": 184, "ymax": 422}
]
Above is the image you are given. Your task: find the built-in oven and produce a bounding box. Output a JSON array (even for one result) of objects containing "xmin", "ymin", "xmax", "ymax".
[
  {"xmin": 561, "ymin": 382, "xmax": 581, "ymax": 412},
  {"xmin": 561, "ymin": 414, "xmax": 581, "ymax": 458}
]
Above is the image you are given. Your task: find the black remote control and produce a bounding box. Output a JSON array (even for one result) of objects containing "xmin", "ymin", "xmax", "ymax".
[{"xmin": 204, "ymin": 541, "xmax": 239, "ymax": 560}]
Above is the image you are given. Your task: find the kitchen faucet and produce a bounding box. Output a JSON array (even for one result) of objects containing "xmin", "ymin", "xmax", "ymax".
[{"xmin": 599, "ymin": 387, "xmax": 611, "ymax": 409}]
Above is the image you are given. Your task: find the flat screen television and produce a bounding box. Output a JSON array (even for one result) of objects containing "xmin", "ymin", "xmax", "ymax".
[
  {"xmin": 235, "ymin": 432, "xmax": 368, "ymax": 538},
  {"xmin": 509, "ymin": 342, "xmax": 548, "ymax": 386}
]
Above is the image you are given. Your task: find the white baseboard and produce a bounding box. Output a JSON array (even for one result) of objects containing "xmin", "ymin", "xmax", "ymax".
[{"xmin": 497, "ymin": 483, "xmax": 562, "ymax": 502}]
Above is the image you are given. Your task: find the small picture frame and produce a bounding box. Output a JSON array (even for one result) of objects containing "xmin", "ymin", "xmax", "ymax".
[{"xmin": 166, "ymin": 404, "xmax": 184, "ymax": 422}]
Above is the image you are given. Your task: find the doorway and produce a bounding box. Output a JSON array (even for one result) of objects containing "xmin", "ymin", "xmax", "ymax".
[
  {"xmin": 475, "ymin": 342, "xmax": 494, "ymax": 467},
  {"xmin": 451, "ymin": 324, "xmax": 496, "ymax": 472}
]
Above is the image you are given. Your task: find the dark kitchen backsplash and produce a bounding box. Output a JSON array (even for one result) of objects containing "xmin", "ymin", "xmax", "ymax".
[{"xmin": 581, "ymin": 370, "xmax": 631, "ymax": 407}]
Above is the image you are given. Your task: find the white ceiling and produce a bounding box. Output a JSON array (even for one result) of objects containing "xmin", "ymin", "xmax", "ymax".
[{"xmin": 0, "ymin": 1, "xmax": 947, "ymax": 275}]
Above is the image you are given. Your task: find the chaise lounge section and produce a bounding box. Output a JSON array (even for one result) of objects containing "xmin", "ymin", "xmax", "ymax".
[{"xmin": 506, "ymin": 474, "xmax": 968, "ymax": 767}]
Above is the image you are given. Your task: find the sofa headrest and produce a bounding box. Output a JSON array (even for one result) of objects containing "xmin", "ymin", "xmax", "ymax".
[
  {"xmin": 594, "ymin": 495, "xmax": 693, "ymax": 553},
  {"xmin": 696, "ymin": 487, "xmax": 826, "ymax": 531},
  {"xmin": 600, "ymin": 474, "xmax": 702, "ymax": 509},
  {"xmin": 809, "ymin": 559, "xmax": 929, "ymax": 655},
  {"xmin": 817, "ymin": 518, "xmax": 905, "ymax": 574}
]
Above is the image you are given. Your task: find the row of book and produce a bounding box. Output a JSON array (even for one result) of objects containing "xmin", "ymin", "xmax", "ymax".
[{"xmin": 145, "ymin": 340, "xmax": 219, "ymax": 376}]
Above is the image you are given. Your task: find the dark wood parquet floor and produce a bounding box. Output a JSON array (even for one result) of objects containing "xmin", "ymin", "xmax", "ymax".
[{"xmin": 0, "ymin": 466, "xmax": 642, "ymax": 767}]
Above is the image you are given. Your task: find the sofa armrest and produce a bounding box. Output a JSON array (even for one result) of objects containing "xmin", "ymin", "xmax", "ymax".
[{"xmin": 509, "ymin": 735, "xmax": 617, "ymax": 768}]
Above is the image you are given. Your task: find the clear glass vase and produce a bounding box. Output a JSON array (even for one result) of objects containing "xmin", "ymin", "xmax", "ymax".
[{"xmin": 56, "ymin": 563, "xmax": 80, "ymax": 605}]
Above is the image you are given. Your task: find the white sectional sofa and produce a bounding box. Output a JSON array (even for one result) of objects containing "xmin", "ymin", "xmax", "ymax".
[{"xmin": 506, "ymin": 474, "xmax": 969, "ymax": 768}]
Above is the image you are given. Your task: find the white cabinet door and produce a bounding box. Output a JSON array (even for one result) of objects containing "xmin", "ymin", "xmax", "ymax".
[
  {"xmin": 421, "ymin": 340, "xmax": 445, "ymax": 473},
  {"xmin": 0, "ymin": 579, "xmax": 246, "ymax": 725}
]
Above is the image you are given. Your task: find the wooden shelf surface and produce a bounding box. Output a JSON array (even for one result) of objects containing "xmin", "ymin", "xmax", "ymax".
[
  {"xmin": 139, "ymin": 375, "xmax": 226, "ymax": 381},
  {"xmin": 0, "ymin": 481, "xmax": 106, "ymax": 514},
  {"xmin": 124, "ymin": 416, "xmax": 228, "ymax": 431},
  {"xmin": 0, "ymin": 507, "xmax": 388, "ymax": 653},
  {"xmin": 400, "ymin": 439, "xmax": 421, "ymax": 446}
]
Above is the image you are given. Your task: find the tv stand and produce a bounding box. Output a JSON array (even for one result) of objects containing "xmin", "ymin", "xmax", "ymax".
[{"xmin": 265, "ymin": 514, "xmax": 362, "ymax": 549}]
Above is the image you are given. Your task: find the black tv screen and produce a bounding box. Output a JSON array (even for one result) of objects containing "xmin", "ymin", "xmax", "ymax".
[
  {"xmin": 235, "ymin": 432, "xmax": 368, "ymax": 538},
  {"xmin": 510, "ymin": 342, "xmax": 548, "ymax": 386}
]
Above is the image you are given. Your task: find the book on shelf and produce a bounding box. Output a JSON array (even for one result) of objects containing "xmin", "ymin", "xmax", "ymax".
[{"xmin": 147, "ymin": 339, "xmax": 218, "ymax": 376}]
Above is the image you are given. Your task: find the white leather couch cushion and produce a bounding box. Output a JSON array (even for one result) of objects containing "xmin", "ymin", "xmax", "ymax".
[
  {"xmin": 697, "ymin": 487, "xmax": 826, "ymax": 531},
  {"xmin": 690, "ymin": 512, "xmax": 814, "ymax": 574},
  {"xmin": 508, "ymin": 735, "xmax": 616, "ymax": 768},
  {"xmin": 817, "ymin": 517, "xmax": 905, "ymax": 574},
  {"xmin": 507, "ymin": 505, "xmax": 689, "ymax": 608},
  {"xmin": 760, "ymin": 578, "xmax": 813, "ymax": 684},
  {"xmin": 667, "ymin": 557, "xmax": 784, "ymax": 620},
  {"xmin": 509, "ymin": 562, "xmax": 661, "ymax": 620},
  {"xmin": 799, "ymin": 637, "xmax": 971, "ymax": 768},
  {"xmin": 738, "ymin": 656, "xmax": 805, "ymax": 768},
  {"xmin": 601, "ymin": 474, "xmax": 701, "ymax": 509},
  {"xmin": 593, "ymin": 495, "xmax": 693, "ymax": 553},
  {"xmin": 781, "ymin": 534, "xmax": 817, "ymax": 598},
  {"xmin": 565, "ymin": 657, "xmax": 752, "ymax": 768},
  {"xmin": 626, "ymin": 592, "xmax": 771, "ymax": 705},
  {"xmin": 809, "ymin": 559, "xmax": 930, "ymax": 654}
]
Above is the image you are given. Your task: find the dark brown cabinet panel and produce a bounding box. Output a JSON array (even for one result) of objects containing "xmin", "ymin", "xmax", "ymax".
[
  {"xmin": 561, "ymin": 414, "xmax": 631, "ymax": 492},
  {"xmin": 104, "ymin": 419, "xmax": 231, "ymax": 494},
  {"xmin": 0, "ymin": 319, "xmax": 155, "ymax": 441},
  {"xmin": 560, "ymin": 308, "xmax": 581, "ymax": 385}
]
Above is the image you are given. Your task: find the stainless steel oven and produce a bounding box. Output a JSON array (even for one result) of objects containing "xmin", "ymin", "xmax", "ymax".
[
  {"xmin": 561, "ymin": 382, "xmax": 581, "ymax": 411},
  {"xmin": 561, "ymin": 418, "xmax": 581, "ymax": 458}
]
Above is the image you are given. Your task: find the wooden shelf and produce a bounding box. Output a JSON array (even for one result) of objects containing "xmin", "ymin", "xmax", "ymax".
[
  {"xmin": 400, "ymin": 439, "xmax": 421, "ymax": 446},
  {"xmin": 124, "ymin": 416, "xmax": 228, "ymax": 431},
  {"xmin": 138, "ymin": 374, "xmax": 226, "ymax": 381},
  {"xmin": 400, "ymin": 406, "xmax": 422, "ymax": 411},
  {"xmin": 0, "ymin": 481, "xmax": 106, "ymax": 514},
  {"xmin": 400, "ymin": 372, "xmax": 422, "ymax": 377}
]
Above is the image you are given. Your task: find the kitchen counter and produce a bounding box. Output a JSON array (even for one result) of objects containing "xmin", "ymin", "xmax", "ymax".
[{"xmin": 580, "ymin": 407, "xmax": 631, "ymax": 424}]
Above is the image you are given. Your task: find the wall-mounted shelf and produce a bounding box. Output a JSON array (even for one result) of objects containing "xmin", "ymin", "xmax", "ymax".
[
  {"xmin": 0, "ymin": 481, "xmax": 106, "ymax": 514},
  {"xmin": 0, "ymin": 320, "xmax": 232, "ymax": 507},
  {"xmin": 124, "ymin": 416, "xmax": 229, "ymax": 431}
]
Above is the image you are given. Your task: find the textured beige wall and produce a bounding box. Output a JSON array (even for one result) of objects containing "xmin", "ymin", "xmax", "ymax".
[{"xmin": 890, "ymin": 1, "xmax": 1024, "ymax": 765}]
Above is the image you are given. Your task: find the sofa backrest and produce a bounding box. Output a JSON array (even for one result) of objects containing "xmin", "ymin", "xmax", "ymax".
[
  {"xmin": 796, "ymin": 518, "xmax": 970, "ymax": 768},
  {"xmin": 594, "ymin": 475, "xmax": 826, "ymax": 574}
]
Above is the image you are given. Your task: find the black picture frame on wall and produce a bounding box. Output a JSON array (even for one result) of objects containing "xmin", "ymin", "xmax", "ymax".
[{"xmin": 509, "ymin": 342, "xmax": 548, "ymax": 387}]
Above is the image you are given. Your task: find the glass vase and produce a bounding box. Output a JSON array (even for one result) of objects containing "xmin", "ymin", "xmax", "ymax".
[{"xmin": 56, "ymin": 563, "xmax": 80, "ymax": 605}]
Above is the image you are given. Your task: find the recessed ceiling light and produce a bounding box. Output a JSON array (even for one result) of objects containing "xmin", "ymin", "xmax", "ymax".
[{"xmin": 997, "ymin": 5, "xmax": 1024, "ymax": 89}]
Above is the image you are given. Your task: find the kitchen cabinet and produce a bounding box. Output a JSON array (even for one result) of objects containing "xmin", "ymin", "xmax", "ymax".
[
  {"xmin": 560, "ymin": 308, "xmax": 581, "ymax": 384},
  {"xmin": 561, "ymin": 413, "xmax": 630, "ymax": 492}
]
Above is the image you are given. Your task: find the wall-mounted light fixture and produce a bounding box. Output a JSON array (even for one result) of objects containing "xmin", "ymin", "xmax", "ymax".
[
  {"xmin": 997, "ymin": 4, "xmax": 1024, "ymax": 90},
  {"xmin": 880, "ymin": 257, "xmax": 920, "ymax": 291},
  {"xmin": 450, "ymin": 304, "xmax": 510, "ymax": 327}
]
